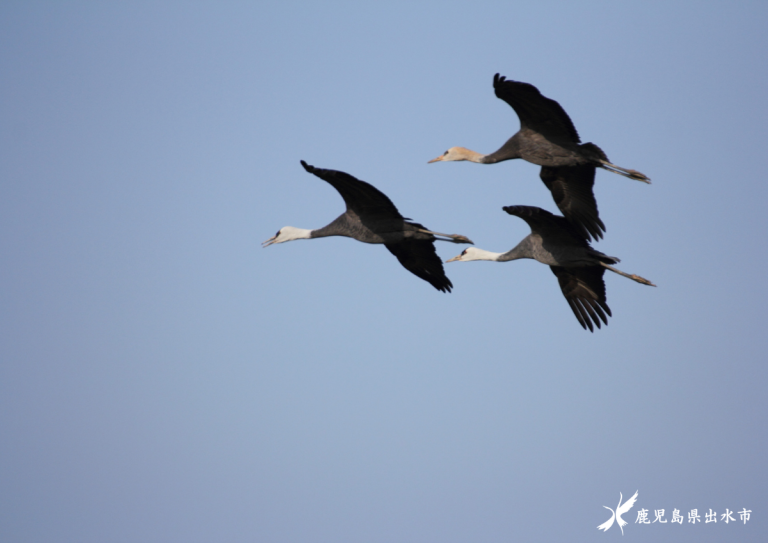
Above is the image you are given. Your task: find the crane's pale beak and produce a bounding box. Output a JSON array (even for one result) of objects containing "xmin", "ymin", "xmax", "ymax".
[
  {"xmin": 262, "ymin": 235, "xmax": 278, "ymax": 248},
  {"xmin": 427, "ymin": 155, "xmax": 444, "ymax": 164},
  {"xmin": 445, "ymin": 254, "xmax": 463, "ymax": 263}
]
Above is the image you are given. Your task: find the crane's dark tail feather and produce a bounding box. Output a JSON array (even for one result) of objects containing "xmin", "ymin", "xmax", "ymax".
[
  {"xmin": 581, "ymin": 142, "xmax": 609, "ymax": 162},
  {"xmin": 588, "ymin": 248, "xmax": 620, "ymax": 266}
]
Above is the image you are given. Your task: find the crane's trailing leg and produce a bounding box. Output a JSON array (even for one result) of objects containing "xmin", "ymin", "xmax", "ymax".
[
  {"xmin": 598, "ymin": 160, "xmax": 651, "ymax": 183},
  {"xmin": 600, "ymin": 263, "xmax": 656, "ymax": 286},
  {"xmin": 416, "ymin": 228, "xmax": 474, "ymax": 245}
]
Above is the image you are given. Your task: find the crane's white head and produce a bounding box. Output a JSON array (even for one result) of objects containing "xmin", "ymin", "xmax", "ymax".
[
  {"xmin": 446, "ymin": 247, "xmax": 502, "ymax": 262},
  {"xmin": 262, "ymin": 226, "xmax": 311, "ymax": 247},
  {"xmin": 428, "ymin": 147, "xmax": 483, "ymax": 164}
]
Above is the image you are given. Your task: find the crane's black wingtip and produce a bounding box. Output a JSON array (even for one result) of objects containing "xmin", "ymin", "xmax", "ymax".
[
  {"xmin": 501, "ymin": 205, "xmax": 516, "ymax": 215},
  {"xmin": 300, "ymin": 160, "xmax": 313, "ymax": 172}
]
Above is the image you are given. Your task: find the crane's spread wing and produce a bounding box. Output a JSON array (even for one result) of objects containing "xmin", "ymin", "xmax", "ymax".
[
  {"xmin": 617, "ymin": 491, "xmax": 639, "ymax": 517},
  {"xmin": 385, "ymin": 238, "xmax": 453, "ymax": 293},
  {"xmin": 493, "ymin": 74, "xmax": 581, "ymax": 143},
  {"xmin": 539, "ymin": 165, "xmax": 605, "ymax": 242},
  {"xmin": 502, "ymin": 205, "xmax": 587, "ymax": 246},
  {"xmin": 597, "ymin": 509, "xmax": 615, "ymax": 532},
  {"xmin": 550, "ymin": 266, "xmax": 611, "ymax": 332},
  {"xmin": 301, "ymin": 161, "xmax": 403, "ymax": 220}
]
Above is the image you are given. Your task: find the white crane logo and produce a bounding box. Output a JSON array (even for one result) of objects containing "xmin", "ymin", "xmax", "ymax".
[{"xmin": 597, "ymin": 491, "xmax": 639, "ymax": 535}]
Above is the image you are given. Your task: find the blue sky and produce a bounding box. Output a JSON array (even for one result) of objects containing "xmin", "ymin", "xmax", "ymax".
[{"xmin": 1, "ymin": 2, "xmax": 766, "ymax": 542}]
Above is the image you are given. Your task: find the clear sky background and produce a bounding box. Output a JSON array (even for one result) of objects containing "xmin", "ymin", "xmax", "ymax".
[{"xmin": 1, "ymin": 2, "xmax": 766, "ymax": 542}]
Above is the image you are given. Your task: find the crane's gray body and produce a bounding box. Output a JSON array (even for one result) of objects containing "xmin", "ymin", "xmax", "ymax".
[
  {"xmin": 482, "ymin": 128, "xmax": 607, "ymax": 168},
  {"xmin": 499, "ymin": 230, "xmax": 618, "ymax": 267},
  {"xmin": 310, "ymin": 212, "xmax": 435, "ymax": 245}
]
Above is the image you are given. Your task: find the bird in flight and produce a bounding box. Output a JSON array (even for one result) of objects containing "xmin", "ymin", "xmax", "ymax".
[
  {"xmin": 429, "ymin": 74, "xmax": 650, "ymax": 182},
  {"xmin": 597, "ymin": 491, "xmax": 639, "ymax": 535},
  {"xmin": 445, "ymin": 206, "xmax": 655, "ymax": 331},
  {"xmin": 263, "ymin": 161, "xmax": 472, "ymax": 292},
  {"xmin": 429, "ymin": 74, "xmax": 651, "ymax": 240}
]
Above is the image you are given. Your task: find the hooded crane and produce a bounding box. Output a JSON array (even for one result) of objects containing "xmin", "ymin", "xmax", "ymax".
[
  {"xmin": 429, "ymin": 74, "xmax": 651, "ymax": 241},
  {"xmin": 263, "ymin": 161, "xmax": 473, "ymax": 293},
  {"xmin": 446, "ymin": 206, "xmax": 655, "ymax": 331}
]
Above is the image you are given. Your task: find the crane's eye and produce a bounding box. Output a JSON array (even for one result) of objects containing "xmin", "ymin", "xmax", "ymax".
[
  {"xmin": 275, "ymin": 229, "xmax": 281, "ymax": 237},
  {"xmin": 461, "ymin": 249, "xmax": 468, "ymax": 255},
  {"xmin": 443, "ymin": 150, "xmax": 449, "ymax": 156}
]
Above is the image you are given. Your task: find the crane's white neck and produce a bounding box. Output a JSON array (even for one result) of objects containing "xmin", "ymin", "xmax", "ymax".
[
  {"xmin": 264, "ymin": 226, "xmax": 312, "ymax": 246},
  {"xmin": 455, "ymin": 247, "xmax": 505, "ymax": 261}
]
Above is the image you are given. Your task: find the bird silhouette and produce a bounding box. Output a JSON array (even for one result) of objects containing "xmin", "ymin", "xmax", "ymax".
[
  {"xmin": 263, "ymin": 161, "xmax": 472, "ymax": 292},
  {"xmin": 446, "ymin": 206, "xmax": 655, "ymax": 331},
  {"xmin": 597, "ymin": 491, "xmax": 639, "ymax": 535}
]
